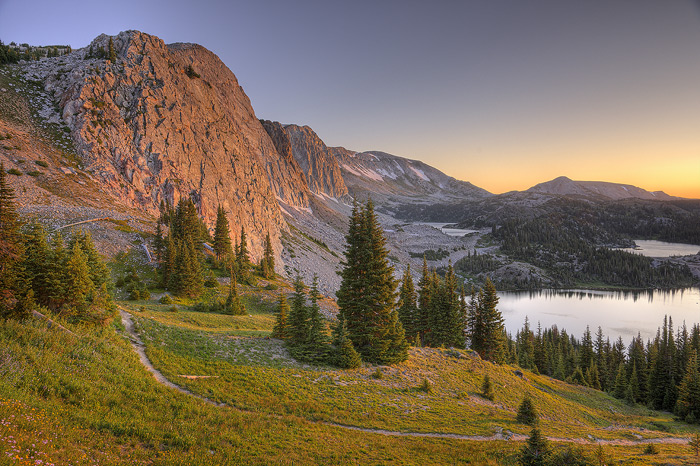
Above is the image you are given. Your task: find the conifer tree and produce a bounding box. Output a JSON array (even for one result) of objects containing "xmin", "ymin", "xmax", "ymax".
[
  {"xmin": 288, "ymin": 275, "xmax": 309, "ymax": 345},
  {"xmin": 271, "ymin": 294, "xmax": 291, "ymax": 339},
  {"xmin": 613, "ymin": 362, "xmax": 628, "ymax": 399},
  {"xmin": 236, "ymin": 226, "xmax": 251, "ymax": 283},
  {"xmin": 300, "ymin": 275, "xmax": 330, "ymax": 363},
  {"xmin": 586, "ymin": 363, "xmax": 602, "ymax": 390},
  {"xmin": 0, "ymin": 163, "xmax": 24, "ymax": 314},
  {"xmin": 397, "ymin": 265, "xmax": 417, "ymax": 342},
  {"xmin": 262, "ymin": 232, "xmax": 275, "ymax": 279},
  {"xmin": 213, "ymin": 205, "xmax": 232, "ymax": 264},
  {"xmin": 224, "ymin": 267, "xmax": 245, "ymax": 316},
  {"xmin": 516, "ymin": 392, "xmax": 538, "ymax": 426},
  {"xmin": 518, "ymin": 428, "xmax": 550, "ymax": 466},
  {"xmin": 336, "ymin": 199, "xmax": 407, "ymax": 364},
  {"xmin": 476, "ymin": 278, "xmax": 506, "ymax": 363},
  {"xmin": 63, "ymin": 243, "xmax": 94, "ymax": 315},
  {"xmin": 107, "ymin": 37, "xmax": 116, "ymax": 62},
  {"xmin": 332, "ymin": 316, "xmax": 362, "ymax": 369},
  {"xmin": 22, "ymin": 223, "xmax": 51, "ymax": 305},
  {"xmin": 481, "ymin": 374, "xmax": 495, "ymax": 401},
  {"xmin": 675, "ymin": 351, "xmax": 700, "ymax": 423},
  {"xmin": 416, "ymin": 256, "xmax": 431, "ymax": 341},
  {"xmin": 45, "ymin": 233, "xmax": 68, "ymax": 310}
]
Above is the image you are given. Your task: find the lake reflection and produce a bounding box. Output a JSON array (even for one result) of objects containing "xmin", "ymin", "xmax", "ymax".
[
  {"xmin": 498, "ymin": 287, "xmax": 700, "ymax": 342},
  {"xmin": 622, "ymin": 240, "xmax": 700, "ymax": 257}
]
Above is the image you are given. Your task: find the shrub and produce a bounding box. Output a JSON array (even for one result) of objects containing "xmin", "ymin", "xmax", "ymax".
[
  {"xmin": 481, "ymin": 374, "xmax": 495, "ymax": 401},
  {"xmin": 643, "ymin": 444, "xmax": 659, "ymax": 455},
  {"xmin": 159, "ymin": 295, "xmax": 174, "ymax": 305},
  {"xmin": 264, "ymin": 283, "xmax": 278, "ymax": 291},
  {"xmin": 185, "ymin": 65, "xmax": 200, "ymax": 79},
  {"xmin": 167, "ymin": 306, "xmax": 178, "ymax": 313},
  {"xmin": 26, "ymin": 171, "xmax": 41, "ymax": 177},
  {"xmin": 7, "ymin": 168, "xmax": 22, "ymax": 176},
  {"xmin": 371, "ymin": 368, "xmax": 383, "ymax": 380},
  {"xmin": 419, "ymin": 378, "xmax": 432, "ymax": 393},
  {"xmin": 204, "ymin": 276, "xmax": 218, "ymax": 288}
]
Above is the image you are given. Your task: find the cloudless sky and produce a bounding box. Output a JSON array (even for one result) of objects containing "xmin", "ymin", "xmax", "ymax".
[{"xmin": 1, "ymin": 0, "xmax": 699, "ymax": 197}]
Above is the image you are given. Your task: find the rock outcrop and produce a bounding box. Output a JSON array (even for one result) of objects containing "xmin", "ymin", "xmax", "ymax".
[{"xmin": 27, "ymin": 30, "xmax": 291, "ymax": 261}]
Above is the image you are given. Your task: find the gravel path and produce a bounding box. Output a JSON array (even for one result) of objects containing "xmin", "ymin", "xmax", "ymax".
[{"xmin": 119, "ymin": 309, "xmax": 692, "ymax": 446}]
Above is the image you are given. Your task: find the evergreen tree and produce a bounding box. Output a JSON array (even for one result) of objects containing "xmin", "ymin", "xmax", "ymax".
[
  {"xmin": 586, "ymin": 363, "xmax": 602, "ymax": 391},
  {"xmin": 397, "ymin": 265, "xmax": 417, "ymax": 342},
  {"xmin": 336, "ymin": 199, "xmax": 407, "ymax": 365},
  {"xmin": 271, "ymin": 294, "xmax": 291, "ymax": 339},
  {"xmin": 262, "ymin": 231, "xmax": 275, "ymax": 279},
  {"xmin": 236, "ymin": 226, "xmax": 252, "ymax": 282},
  {"xmin": 301, "ymin": 275, "xmax": 330, "ymax": 363},
  {"xmin": 45, "ymin": 233, "xmax": 68, "ymax": 310},
  {"xmin": 22, "ymin": 223, "xmax": 51, "ymax": 306},
  {"xmin": 224, "ymin": 267, "xmax": 245, "ymax": 315},
  {"xmin": 568, "ymin": 366, "xmax": 587, "ymax": 386},
  {"xmin": 288, "ymin": 275, "xmax": 309, "ymax": 345},
  {"xmin": 476, "ymin": 278, "xmax": 506, "ymax": 363},
  {"xmin": 107, "ymin": 37, "xmax": 116, "ymax": 62},
  {"xmin": 481, "ymin": 374, "xmax": 495, "ymax": 401},
  {"xmin": 63, "ymin": 243, "xmax": 94, "ymax": 315},
  {"xmin": 416, "ymin": 256, "xmax": 431, "ymax": 341},
  {"xmin": 516, "ymin": 392, "xmax": 538, "ymax": 426},
  {"xmin": 517, "ymin": 317, "xmax": 536, "ymax": 370},
  {"xmin": 613, "ymin": 362, "xmax": 628, "ymax": 399},
  {"xmin": 0, "ymin": 164, "xmax": 24, "ymax": 315},
  {"xmin": 518, "ymin": 427, "xmax": 550, "ymax": 466},
  {"xmin": 213, "ymin": 206, "xmax": 232, "ymax": 264},
  {"xmin": 332, "ymin": 315, "xmax": 362, "ymax": 369},
  {"xmin": 675, "ymin": 351, "xmax": 700, "ymax": 423}
]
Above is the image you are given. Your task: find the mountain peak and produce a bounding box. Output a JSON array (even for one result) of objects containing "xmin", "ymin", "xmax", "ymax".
[{"xmin": 527, "ymin": 177, "xmax": 678, "ymax": 201}]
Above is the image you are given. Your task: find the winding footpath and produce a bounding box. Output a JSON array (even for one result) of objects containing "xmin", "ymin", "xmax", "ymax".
[{"xmin": 119, "ymin": 310, "xmax": 691, "ymax": 446}]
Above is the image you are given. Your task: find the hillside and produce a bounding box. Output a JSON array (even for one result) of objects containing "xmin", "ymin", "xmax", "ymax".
[
  {"xmin": 1, "ymin": 269, "xmax": 698, "ymax": 465},
  {"xmin": 527, "ymin": 176, "xmax": 679, "ymax": 201}
]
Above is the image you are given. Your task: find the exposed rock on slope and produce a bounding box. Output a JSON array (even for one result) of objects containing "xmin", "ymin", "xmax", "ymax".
[
  {"xmin": 24, "ymin": 30, "xmax": 293, "ymax": 260},
  {"xmin": 282, "ymin": 124, "xmax": 349, "ymax": 200}
]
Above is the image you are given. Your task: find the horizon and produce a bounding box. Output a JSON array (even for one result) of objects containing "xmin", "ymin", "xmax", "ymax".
[{"xmin": 1, "ymin": 0, "xmax": 699, "ymax": 198}]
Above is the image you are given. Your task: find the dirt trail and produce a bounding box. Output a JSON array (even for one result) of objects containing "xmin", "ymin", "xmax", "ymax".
[{"xmin": 119, "ymin": 309, "xmax": 691, "ymax": 446}]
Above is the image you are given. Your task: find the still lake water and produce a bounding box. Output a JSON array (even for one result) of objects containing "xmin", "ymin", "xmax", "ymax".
[
  {"xmin": 622, "ymin": 240, "xmax": 700, "ymax": 257},
  {"xmin": 498, "ymin": 288, "xmax": 700, "ymax": 342},
  {"xmin": 415, "ymin": 222, "xmax": 478, "ymax": 237}
]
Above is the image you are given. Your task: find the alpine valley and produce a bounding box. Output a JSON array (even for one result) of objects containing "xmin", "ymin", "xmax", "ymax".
[{"xmin": 1, "ymin": 31, "xmax": 699, "ymax": 465}]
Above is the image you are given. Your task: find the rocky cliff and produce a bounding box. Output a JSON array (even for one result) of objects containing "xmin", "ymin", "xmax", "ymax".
[{"xmin": 23, "ymin": 30, "xmax": 294, "ymax": 261}]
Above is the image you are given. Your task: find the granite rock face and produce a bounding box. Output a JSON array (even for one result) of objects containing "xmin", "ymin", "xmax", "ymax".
[{"xmin": 30, "ymin": 30, "xmax": 296, "ymax": 261}]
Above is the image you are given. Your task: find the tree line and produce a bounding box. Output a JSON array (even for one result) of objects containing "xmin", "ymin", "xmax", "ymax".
[
  {"xmin": 513, "ymin": 315, "xmax": 700, "ymax": 424},
  {"xmin": 0, "ymin": 164, "xmax": 113, "ymax": 322},
  {"xmin": 493, "ymin": 215, "xmax": 694, "ymax": 288},
  {"xmin": 273, "ymin": 198, "xmax": 510, "ymax": 368}
]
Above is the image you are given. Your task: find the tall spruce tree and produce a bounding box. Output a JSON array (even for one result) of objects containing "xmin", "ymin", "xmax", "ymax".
[
  {"xmin": 397, "ymin": 265, "xmax": 418, "ymax": 342},
  {"xmin": 236, "ymin": 226, "xmax": 252, "ymax": 283},
  {"xmin": 262, "ymin": 232, "xmax": 275, "ymax": 279},
  {"xmin": 0, "ymin": 164, "xmax": 24, "ymax": 315},
  {"xmin": 224, "ymin": 267, "xmax": 245, "ymax": 315},
  {"xmin": 213, "ymin": 206, "xmax": 232, "ymax": 264},
  {"xmin": 288, "ymin": 275, "xmax": 309, "ymax": 345},
  {"xmin": 336, "ymin": 198, "xmax": 408, "ymax": 365},
  {"xmin": 332, "ymin": 315, "xmax": 362, "ymax": 369},
  {"xmin": 107, "ymin": 37, "xmax": 116, "ymax": 62},
  {"xmin": 63, "ymin": 243, "xmax": 94, "ymax": 315},
  {"xmin": 476, "ymin": 278, "xmax": 506, "ymax": 363},
  {"xmin": 271, "ymin": 294, "xmax": 291, "ymax": 339},
  {"xmin": 675, "ymin": 351, "xmax": 700, "ymax": 423}
]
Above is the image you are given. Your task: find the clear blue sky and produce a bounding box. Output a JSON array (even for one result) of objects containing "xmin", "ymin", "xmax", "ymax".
[{"xmin": 1, "ymin": 0, "xmax": 699, "ymax": 197}]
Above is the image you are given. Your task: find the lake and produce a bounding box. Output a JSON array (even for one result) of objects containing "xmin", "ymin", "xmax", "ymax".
[
  {"xmin": 498, "ymin": 287, "xmax": 700, "ymax": 342},
  {"xmin": 622, "ymin": 239, "xmax": 699, "ymax": 257},
  {"xmin": 414, "ymin": 222, "xmax": 478, "ymax": 237}
]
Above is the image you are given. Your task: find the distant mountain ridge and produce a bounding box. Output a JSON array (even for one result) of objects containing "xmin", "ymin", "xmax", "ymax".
[{"xmin": 527, "ymin": 176, "xmax": 678, "ymax": 201}]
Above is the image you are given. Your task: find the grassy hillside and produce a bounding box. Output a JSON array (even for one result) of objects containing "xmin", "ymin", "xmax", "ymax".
[{"xmin": 1, "ymin": 275, "xmax": 699, "ymax": 465}]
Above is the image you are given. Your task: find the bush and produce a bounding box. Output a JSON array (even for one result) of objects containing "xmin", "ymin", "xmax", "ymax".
[
  {"xmin": 185, "ymin": 65, "xmax": 200, "ymax": 79},
  {"xmin": 35, "ymin": 160, "xmax": 49, "ymax": 167},
  {"xmin": 371, "ymin": 368, "xmax": 383, "ymax": 380},
  {"xmin": 204, "ymin": 276, "xmax": 218, "ymax": 288},
  {"xmin": 167, "ymin": 306, "xmax": 178, "ymax": 313},
  {"xmin": 27, "ymin": 171, "xmax": 41, "ymax": 177},
  {"xmin": 643, "ymin": 444, "xmax": 659, "ymax": 455},
  {"xmin": 548, "ymin": 445, "xmax": 592, "ymax": 465},
  {"xmin": 159, "ymin": 295, "xmax": 173, "ymax": 305},
  {"xmin": 6, "ymin": 168, "xmax": 22, "ymax": 176},
  {"xmin": 418, "ymin": 378, "xmax": 432, "ymax": 393},
  {"xmin": 481, "ymin": 374, "xmax": 495, "ymax": 401},
  {"xmin": 264, "ymin": 283, "xmax": 278, "ymax": 291}
]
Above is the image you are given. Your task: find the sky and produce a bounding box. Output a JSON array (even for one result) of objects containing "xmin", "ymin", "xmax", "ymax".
[{"xmin": 1, "ymin": 0, "xmax": 699, "ymax": 198}]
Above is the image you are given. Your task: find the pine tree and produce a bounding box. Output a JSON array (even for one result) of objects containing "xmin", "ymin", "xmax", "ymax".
[
  {"xmin": 613, "ymin": 362, "xmax": 628, "ymax": 399},
  {"xmin": 0, "ymin": 163, "xmax": 24, "ymax": 315},
  {"xmin": 518, "ymin": 427, "xmax": 550, "ymax": 466},
  {"xmin": 107, "ymin": 37, "xmax": 116, "ymax": 62},
  {"xmin": 271, "ymin": 294, "xmax": 291, "ymax": 339},
  {"xmin": 213, "ymin": 206, "xmax": 232, "ymax": 264},
  {"xmin": 397, "ymin": 265, "xmax": 417, "ymax": 342},
  {"xmin": 516, "ymin": 392, "xmax": 538, "ymax": 426},
  {"xmin": 301, "ymin": 275, "xmax": 330, "ymax": 363},
  {"xmin": 288, "ymin": 275, "xmax": 309, "ymax": 345},
  {"xmin": 416, "ymin": 256, "xmax": 432, "ymax": 341},
  {"xmin": 236, "ymin": 226, "xmax": 251, "ymax": 283},
  {"xmin": 332, "ymin": 315, "xmax": 362, "ymax": 369},
  {"xmin": 336, "ymin": 199, "xmax": 407, "ymax": 365},
  {"xmin": 476, "ymin": 278, "xmax": 506, "ymax": 363},
  {"xmin": 586, "ymin": 363, "xmax": 602, "ymax": 390},
  {"xmin": 675, "ymin": 351, "xmax": 700, "ymax": 423},
  {"xmin": 224, "ymin": 267, "xmax": 245, "ymax": 315},
  {"xmin": 63, "ymin": 243, "xmax": 94, "ymax": 316},
  {"xmin": 45, "ymin": 233, "xmax": 68, "ymax": 310},
  {"xmin": 262, "ymin": 232, "xmax": 275, "ymax": 279},
  {"xmin": 481, "ymin": 374, "xmax": 495, "ymax": 401}
]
